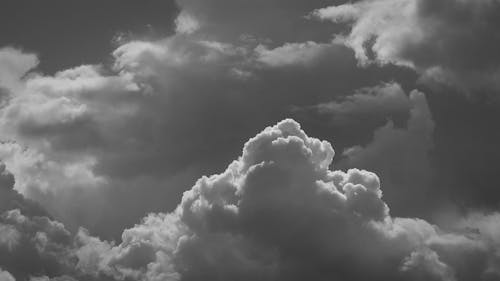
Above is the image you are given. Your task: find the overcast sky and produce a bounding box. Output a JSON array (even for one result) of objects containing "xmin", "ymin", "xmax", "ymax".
[{"xmin": 1, "ymin": 0, "xmax": 500, "ymax": 280}]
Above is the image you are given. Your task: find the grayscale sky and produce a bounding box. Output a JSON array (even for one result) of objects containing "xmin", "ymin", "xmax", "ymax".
[{"xmin": 1, "ymin": 1, "xmax": 500, "ymax": 280}]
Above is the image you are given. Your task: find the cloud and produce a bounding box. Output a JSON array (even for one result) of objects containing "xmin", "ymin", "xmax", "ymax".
[
  {"xmin": 71, "ymin": 119, "xmax": 499, "ymax": 281},
  {"xmin": 0, "ymin": 11, "xmax": 414, "ymax": 238},
  {"xmin": 0, "ymin": 47, "xmax": 38, "ymax": 91},
  {"xmin": 313, "ymin": 0, "xmax": 500, "ymax": 93},
  {"xmin": 0, "ymin": 119, "xmax": 499, "ymax": 281},
  {"xmin": 0, "ymin": 162, "xmax": 48, "ymax": 217},
  {"xmin": 255, "ymin": 42, "xmax": 341, "ymax": 68},
  {"xmin": 0, "ymin": 269, "xmax": 15, "ymax": 281},
  {"xmin": 175, "ymin": 12, "xmax": 200, "ymax": 35},
  {"xmin": 1, "ymin": 2, "xmax": 500, "ymax": 280},
  {"xmin": 0, "ymin": 164, "xmax": 75, "ymax": 280}
]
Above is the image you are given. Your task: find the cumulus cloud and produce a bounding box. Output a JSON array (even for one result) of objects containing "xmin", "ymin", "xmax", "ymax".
[
  {"xmin": 1, "ymin": 119, "xmax": 500, "ymax": 281},
  {"xmin": 68, "ymin": 119, "xmax": 500, "ymax": 281},
  {"xmin": 313, "ymin": 0, "xmax": 500, "ymax": 93}
]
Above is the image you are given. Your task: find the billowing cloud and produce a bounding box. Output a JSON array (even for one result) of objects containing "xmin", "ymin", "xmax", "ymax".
[
  {"xmin": 313, "ymin": 0, "xmax": 500, "ymax": 93},
  {"xmin": 1, "ymin": 1, "xmax": 500, "ymax": 280},
  {"xmin": 1, "ymin": 119, "xmax": 499, "ymax": 281},
  {"xmin": 69, "ymin": 119, "xmax": 500, "ymax": 281}
]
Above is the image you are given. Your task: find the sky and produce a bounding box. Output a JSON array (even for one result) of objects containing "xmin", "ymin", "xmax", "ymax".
[{"xmin": 1, "ymin": 0, "xmax": 500, "ymax": 280}]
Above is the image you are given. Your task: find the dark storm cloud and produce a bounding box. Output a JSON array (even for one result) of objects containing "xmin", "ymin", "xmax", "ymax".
[{"xmin": 314, "ymin": 0, "xmax": 500, "ymax": 93}]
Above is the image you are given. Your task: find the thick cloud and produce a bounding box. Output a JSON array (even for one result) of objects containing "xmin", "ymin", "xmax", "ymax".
[
  {"xmin": 70, "ymin": 119, "xmax": 500, "ymax": 281},
  {"xmin": 314, "ymin": 0, "xmax": 500, "ymax": 93},
  {"xmin": 1, "ymin": 1, "xmax": 500, "ymax": 280},
  {"xmin": 1, "ymin": 119, "xmax": 500, "ymax": 281}
]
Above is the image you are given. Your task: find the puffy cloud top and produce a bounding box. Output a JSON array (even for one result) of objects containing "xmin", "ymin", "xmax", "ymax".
[{"xmin": 70, "ymin": 119, "xmax": 500, "ymax": 281}]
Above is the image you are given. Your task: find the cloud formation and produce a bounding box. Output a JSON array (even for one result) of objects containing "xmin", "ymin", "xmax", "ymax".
[
  {"xmin": 314, "ymin": 0, "xmax": 500, "ymax": 93},
  {"xmin": 1, "ymin": 1, "xmax": 500, "ymax": 280},
  {"xmin": 1, "ymin": 119, "xmax": 500, "ymax": 281},
  {"xmin": 71, "ymin": 119, "xmax": 500, "ymax": 281}
]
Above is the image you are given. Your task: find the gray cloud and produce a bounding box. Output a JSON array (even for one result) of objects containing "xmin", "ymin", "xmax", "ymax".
[
  {"xmin": 71, "ymin": 119, "xmax": 500, "ymax": 281},
  {"xmin": 1, "ymin": 1, "xmax": 500, "ymax": 280},
  {"xmin": 314, "ymin": 0, "xmax": 500, "ymax": 93}
]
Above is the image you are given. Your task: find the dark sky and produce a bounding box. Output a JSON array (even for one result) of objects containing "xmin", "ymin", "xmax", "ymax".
[
  {"xmin": 1, "ymin": 0, "xmax": 500, "ymax": 281},
  {"xmin": 0, "ymin": 0, "xmax": 179, "ymax": 73}
]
